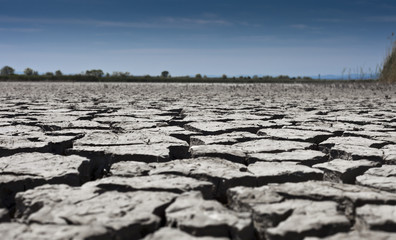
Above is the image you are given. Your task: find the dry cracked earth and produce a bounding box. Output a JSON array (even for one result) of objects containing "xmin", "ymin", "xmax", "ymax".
[{"xmin": 0, "ymin": 82, "xmax": 396, "ymax": 240}]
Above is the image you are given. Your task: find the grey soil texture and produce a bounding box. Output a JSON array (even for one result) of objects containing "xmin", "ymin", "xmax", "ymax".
[{"xmin": 0, "ymin": 82, "xmax": 395, "ymax": 240}]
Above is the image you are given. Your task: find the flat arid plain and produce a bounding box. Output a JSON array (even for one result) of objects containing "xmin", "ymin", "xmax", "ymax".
[{"xmin": 1, "ymin": 82, "xmax": 396, "ymax": 240}]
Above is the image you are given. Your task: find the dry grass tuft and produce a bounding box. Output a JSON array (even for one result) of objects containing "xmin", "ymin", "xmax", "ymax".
[{"xmin": 381, "ymin": 35, "xmax": 396, "ymax": 83}]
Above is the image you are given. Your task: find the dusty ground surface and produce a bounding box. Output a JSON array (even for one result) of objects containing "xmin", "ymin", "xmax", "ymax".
[{"xmin": 0, "ymin": 82, "xmax": 395, "ymax": 240}]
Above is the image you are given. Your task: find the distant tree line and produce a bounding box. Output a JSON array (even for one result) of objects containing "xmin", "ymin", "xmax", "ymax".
[{"xmin": 2, "ymin": 65, "xmax": 374, "ymax": 83}]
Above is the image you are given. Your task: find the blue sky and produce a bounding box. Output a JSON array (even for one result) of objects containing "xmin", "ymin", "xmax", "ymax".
[{"xmin": 0, "ymin": 0, "xmax": 395, "ymax": 77}]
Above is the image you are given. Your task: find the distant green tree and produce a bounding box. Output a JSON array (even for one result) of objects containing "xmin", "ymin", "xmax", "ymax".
[
  {"xmin": 55, "ymin": 70, "xmax": 63, "ymax": 76},
  {"xmin": 112, "ymin": 71, "xmax": 130, "ymax": 77},
  {"xmin": 24, "ymin": 68, "xmax": 34, "ymax": 76},
  {"xmin": 45, "ymin": 72, "xmax": 54, "ymax": 76},
  {"xmin": 86, "ymin": 69, "xmax": 104, "ymax": 77},
  {"xmin": 278, "ymin": 75, "xmax": 290, "ymax": 80},
  {"xmin": 161, "ymin": 71, "xmax": 169, "ymax": 78},
  {"xmin": 195, "ymin": 74, "xmax": 202, "ymax": 78},
  {"xmin": 24, "ymin": 68, "xmax": 32, "ymax": 75},
  {"xmin": 222, "ymin": 74, "xmax": 227, "ymax": 79},
  {"xmin": 1, "ymin": 66, "xmax": 15, "ymax": 76}
]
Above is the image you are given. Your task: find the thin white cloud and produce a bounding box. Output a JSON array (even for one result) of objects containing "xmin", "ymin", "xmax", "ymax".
[
  {"xmin": 290, "ymin": 24, "xmax": 322, "ymax": 31},
  {"xmin": 230, "ymin": 35, "xmax": 276, "ymax": 42},
  {"xmin": 164, "ymin": 17, "xmax": 231, "ymax": 26},
  {"xmin": 0, "ymin": 27, "xmax": 42, "ymax": 33},
  {"xmin": 0, "ymin": 15, "xmax": 232, "ymax": 29},
  {"xmin": 316, "ymin": 18, "xmax": 346, "ymax": 23},
  {"xmin": 290, "ymin": 24, "xmax": 309, "ymax": 29},
  {"xmin": 367, "ymin": 16, "xmax": 396, "ymax": 22}
]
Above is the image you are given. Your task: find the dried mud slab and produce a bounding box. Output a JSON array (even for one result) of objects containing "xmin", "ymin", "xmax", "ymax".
[
  {"xmin": 15, "ymin": 184, "xmax": 178, "ymax": 240},
  {"xmin": 247, "ymin": 150, "xmax": 327, "ymax": 166},
  {"xmin": 228, "ymin": 188, "xmax": 350, "ymax": 240},
  {"xmin": 257, "ymin": 128, "xmax": 333, "ymax": 143},
  {"xmin": 0, "ymin": 125, "xmax": 43, "ymax": 136},
  {"xmin": 343, "ymin": 130, "xmax": 396, "ymax": 144},
  {"xmin": 189, "ymin": 145, "xmax": 247, "ymax": 164},
  {"xmin": 227, "ymin": 181, "xmax": 396, "ymax": 222},
  {"xmin": 73, "ymin": 131, "xmax": 185, "ymax": 146},
  {"xmin": 143, "ymin": 227, "xmax": 230, "ymax": 240},
  {"xmin": 109, "ymin": 161, "xmax": 152, "ymax": 177},
  {"xmin": 305, "ymin": 230, "xmax": 396, "ymax": 240},
  {"xmin": 190, "ymin": 139, "xmax": 314, "ymax": 164},
  {"xmin": 151, "ymin": 158, "xmax": 322, "ymax": 201},
  {"xmin": 313, "ymin": 159, "xmax": 380, "ymax": 183},
  {"xmin": 320, "ymin": 136, "xmax": 387, "ymax": 149},
  {"xmin": 356, "ymin": 205, "xmax": 396, "ymax": 232},
  {"xmin": 247, "ymin": 161, "xmax": 323, "ymax": 185},
  {"xmin": 0, "ymin": 133, "xmax": 80, "ymax": 157},
  {"xmin": 84, "ymin": 175, "xmax": 215, "ymax": 198},
  {"xmin": 165, "ymin": 191, "xmax": 254, "ymax": 239},
  {"xmin": 150, "ymin": 157, "xmax": 256, "ymax": 201},
  {"xmin": 184, "ymin": 120, "xmax": 270, "ymax": 135},
  {"xmin": 383, "ymin": 145, "xmax": 396, "ymax": 164},
  {"xmin": 190, "ymin": 132, "xmax": 262, "ymax": 146},
  {"xmin": 70, "ymin": 142, "xmax": 189, "ymax": 163},
  {"xmin": 264, "ymin": 200, "xmax": 350, "ymax": 240},
  {"xmin": 0, "ymin": 222, "xmax": 111, "ymax": 240},
  {"xmin": 285, "ymin": 122, "xmax": 358, "ymax": 135},
  {"xmin": 0, "ymin": 135, "xmax": 48, "ymax": 157},
  {"xmin": 0, "ymin": 153, "xmax": 102, "ymax": 208},
  {"xmin": 232, "ymin": 139, "xmax": 314, "ymax": 154},
  {"xmin": 228, "ymin": 181, "xmax": 396, "ymax": 239},
  {"xmin": 356, "ymin": 165, "xmax": 396, "ymax": 192},
  {"xmin": 328, "ymin": 145, "xmax": 384, "ymax": 161},
  {"xmin": 70, "ymin": 130, "xmax": 190, "ymax": 162}
]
